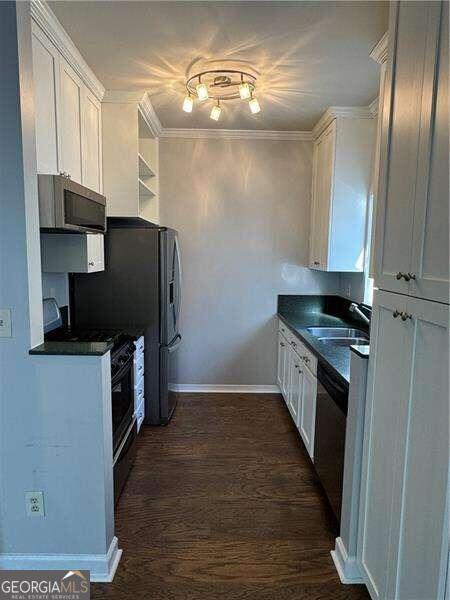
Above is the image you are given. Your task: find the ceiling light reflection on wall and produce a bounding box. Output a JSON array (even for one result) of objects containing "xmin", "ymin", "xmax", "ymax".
[
  {"xmin": 210, "ymin": 102, "xmax": 222, "ymax": 121},
  {"xmin": 249, "ymin": 97, "xmax": 261, "ymax": 114},
  {"xmin": 184, "ymin": 68, "xmax": 261, "ymax": 121},
  {"xmin": 182, "ymin": 94, "xmax": 194, "ymax": 113}
]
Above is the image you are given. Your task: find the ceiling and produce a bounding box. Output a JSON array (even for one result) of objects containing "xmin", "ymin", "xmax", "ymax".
[{"xmin": 49, "ymin": 1, "xmax": 388, "ymax": 131}]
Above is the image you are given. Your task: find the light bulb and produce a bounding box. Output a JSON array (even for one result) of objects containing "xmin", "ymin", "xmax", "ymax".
[
  {"xmin": 196, "ymin": 82, "xmax": 209, "ymax": 102},
  {"xmin": 239, "ymin": 82, "xmax": 251, "ymax": 100},
  {"xmin": 249, "ymin": 97, "xmax": 261, "ymax": 114},
  {"xmin": 182, "ymin": 95, "xmax": 193, "ymax": 113},
  {"xmin": 210, "ymin": 103, "xmax": 222, "ymax": 121}
]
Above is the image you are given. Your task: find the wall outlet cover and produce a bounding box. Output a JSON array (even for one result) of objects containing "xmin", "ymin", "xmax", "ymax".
[
  {"xmin": 25, "ymin": 491, "xmax": 45, "ymax": 517},
  {"xmin": 0, "ymin": 309, "xmax": 12, "ymax": 337}
]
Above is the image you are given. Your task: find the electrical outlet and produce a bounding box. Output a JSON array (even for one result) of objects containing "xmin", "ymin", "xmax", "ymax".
[
  {"xmin": 25, "ymin": 491, "xmax": 45, "ymax": 517},
  {"xmin": 0, "ymin": 309, "xmax": 12, "ymax": 338}
]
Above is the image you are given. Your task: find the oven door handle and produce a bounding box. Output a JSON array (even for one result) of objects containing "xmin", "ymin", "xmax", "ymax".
[
  {"xmin": 111, "ymin": 356, "xmax": 134, "ymax": 387},
  {"xmin": 113, "ymin": 416, "xmax": 137, "ymax": 466}
]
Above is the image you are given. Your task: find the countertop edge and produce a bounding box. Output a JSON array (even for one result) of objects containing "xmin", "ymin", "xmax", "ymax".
[{"xmin": 277, "ymin": 312, "xmax": 351, "ymax": 389}]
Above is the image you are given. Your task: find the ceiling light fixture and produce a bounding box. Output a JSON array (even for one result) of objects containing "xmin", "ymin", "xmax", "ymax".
[
  {"xmin": 249, "ymin": 95, "xmax": 261, "ymax": 115},
  {"xmin": 182, "ymin": 93, "xmax": 194, "ymax": 113},
  {"xmin": 210, "ymin": 101, "xmax": 222, "ymax": 121},
  {"xmin": 183, "ymin": 68, "xmax": 260, "ymax": 120}
]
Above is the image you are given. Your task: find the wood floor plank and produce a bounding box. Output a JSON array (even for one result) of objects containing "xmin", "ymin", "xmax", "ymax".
[{"xmin": 91, "ymin": 393, "xmax": 369, "ymax": 599}]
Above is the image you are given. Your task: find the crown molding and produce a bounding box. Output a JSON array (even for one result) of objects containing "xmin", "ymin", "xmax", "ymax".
[
  {"xmin": 368, "ymin": 96, "xmax": 379, "ymax": 118},
  {"xmin": 30, "ymin": 0, "xmax": 105, "ymax": 101},
  {"xmin": 312, "ymin": 106, "xmax": 373, "ymax": 139},
  {"xmin": 370, "ymin": 31, "xmax": 389, "ymax": 64},
  {"xmin": 160, "ymin": 128, "xmax": 313, "ymax": 141},
  {"xmin": 140, "ymin": 93, "xmax": 163, "ymax": 138}
]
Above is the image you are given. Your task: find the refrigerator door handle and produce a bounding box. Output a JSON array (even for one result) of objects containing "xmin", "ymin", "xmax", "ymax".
[
  {"xmin": 174, "ymin": 235, "xmax": 182, "ymax": 331},
  {"xmin": 168, "ymin": 334, "xmax": 182, "ymax": 354}
]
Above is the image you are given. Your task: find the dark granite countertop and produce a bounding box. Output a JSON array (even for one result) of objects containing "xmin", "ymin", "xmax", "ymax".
[
  {"xmin": 29, "ymin": 326, "xmax": 145, "ymax": 357},
  {"xmin": 277, "ymin": 295, "xmax": 370, "ymax": 388},
  {"xmin": 29, "ymin": 340, "xmax": 114, "ymax": 356}
]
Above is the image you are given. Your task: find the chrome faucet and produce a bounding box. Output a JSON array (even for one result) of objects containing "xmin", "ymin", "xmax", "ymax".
[{"xmin": 350, "ymin": 302, "xmax": 371, "ymax": 325}]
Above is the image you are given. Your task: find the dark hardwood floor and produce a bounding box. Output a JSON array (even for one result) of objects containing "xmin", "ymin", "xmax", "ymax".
[{"xmin": 92, "ymin": 393, "xmax": 370, "ymax": 600}]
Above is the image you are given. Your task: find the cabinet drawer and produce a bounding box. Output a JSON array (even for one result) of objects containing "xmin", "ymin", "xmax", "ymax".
[
  {"xmin": 279, "ymin": 322, "xmax": 317, "ymax": 375},
  {"xmin": 134, "ymin": 335, "xmax": 145, "ymax": 355},
  {"xmin": 134, "ymin": 352, "xmax": 144, "ymax": 383},
  {"xmin": 134, "ymin": 374, "xmax": 144, "ymax": 408},
  {"xmin": 136, "ymin": 399, "xmax": 145, "ymax": 432}
]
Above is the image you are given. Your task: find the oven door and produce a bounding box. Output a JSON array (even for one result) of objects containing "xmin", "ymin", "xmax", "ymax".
[{"xmin": 111, "ymin": 356, "xmax": 135, "ymax": 456}]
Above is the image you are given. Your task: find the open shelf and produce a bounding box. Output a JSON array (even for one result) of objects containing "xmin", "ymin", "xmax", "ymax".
[
  {"xmin": 138, "ymin": 153, "xmax": 155, "ymax": 179},
  {"xmin": 138, "ymin": 178, "xmax": 156, "ymax": 199}
]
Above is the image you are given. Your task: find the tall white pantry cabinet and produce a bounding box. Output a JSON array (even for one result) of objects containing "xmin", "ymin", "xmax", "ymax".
[{"xmin": 358, "ymin": 2, "xmax": 449, "ymax": 600}]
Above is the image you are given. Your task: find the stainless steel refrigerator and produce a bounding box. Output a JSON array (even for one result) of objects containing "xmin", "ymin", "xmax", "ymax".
[{"xmin": 71, "ymin": 218, "xmax": 182, "ymax": 425}]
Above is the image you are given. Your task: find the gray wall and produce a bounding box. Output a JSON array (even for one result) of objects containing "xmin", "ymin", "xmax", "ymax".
[{"xmin": 160, "ymin": 137, "xmax": 341, "ymax": 386}]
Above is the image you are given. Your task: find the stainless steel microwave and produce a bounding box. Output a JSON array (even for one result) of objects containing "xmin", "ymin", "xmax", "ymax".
[{"xmin": 38, "ymin": 174, "xmax": 107, "ymax": 233}]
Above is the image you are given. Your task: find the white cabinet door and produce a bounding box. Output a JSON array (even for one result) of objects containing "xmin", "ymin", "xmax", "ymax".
[
  {"xmin": 81, "ymin": 89, "xmax": 102, "ymax": 193},
  {"xmin": 277, "ymin": 333, "xmax": 287, "ymax": 398},
  {"xmin": 309, "ymin": 121, "xmax": 335, "ymax": 270},
  {"xmin": 31, "ymin": 23, "xmax": 60, "ymax": 174},
  {"xmin": 387, "ymin": 294, "xmax": 448, "ymax": 600},
  {"xmin": 374, "ymin": 1, "xmax": 447, "ymax": 302},
  {"xmin": 409, "ymin": 1, "xmax": 449, "ymax": 304},
  {"xmin": 299, "ymin": 364, "xmax": 317, "ymax": 459},
  {"xmin": 86, "ymin": 234, "xmax": 104, "ymax": 273},
  {"xmin": 358, "ymin": 289, "xmax": 449, "ymax": 599},
  {"xmin": 288, "ymin": 356, "xmax": 302, "ymax": 426},
  {"xmin": 59, "ymin": 58, "xmax": 83, "ymax": 183},
  {"xmin": 358, "ymin": 290, "xmax": 412, "ymax": 600}
]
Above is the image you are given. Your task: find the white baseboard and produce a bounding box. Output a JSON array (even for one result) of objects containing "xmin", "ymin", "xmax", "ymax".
[
  {"xmin": 173, "ymin": 384, "xmax": 281, "ymax": 394},
  {"xmin": 0, "ymin": 536, "xmax": 122, "ymax": 583},
  {"xmin": 331, "ymin": 537, "xmax": 363, "ymax": 584}
]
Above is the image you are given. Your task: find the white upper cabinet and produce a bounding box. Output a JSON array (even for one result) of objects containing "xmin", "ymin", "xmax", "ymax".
[
  {"xmin": 102, "ymin": 92, "xmax": 159, "ymax": 223},
  {"xmin": 59, "ymin": 58, "xmax": 83, "ymax": 184},
  {"xmin": 30, "ymin": 17, "xmax": 104, "ymax": 194},
  {"xmin": 373, "ymin": 1, "xmax": 449, "ymax": 304},
  {"xmin": 309, "ymin": 114, "xmax": 375, "ymax": 272},
  {"xmin": 31, "ymin": 22, "xmax": 60, "ymax": 174},
  {"xmin": 81, "ymin": 90, "xmax": 102, "ymax": 193}
]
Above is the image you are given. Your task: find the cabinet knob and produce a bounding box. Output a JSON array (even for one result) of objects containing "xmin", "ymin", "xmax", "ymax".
[
  {"xmin": 88, "ymin": 261, "xmax": 95, "ymax": 267},
  {"xmin": 407, "ymin": 273, "xmax": 416, "ymax": 281},
  {"xmin": 401, "ymin": 312, "xmax": 413, "ymax": 321},
  {"xmin": 314, "ymin": 261, "xmax": 320, "ymax": 266},
  {"xmin": 396, "ymin": 271, "xmax": 404, "ymax": 280},
  {"xmin": 303, "ymin": 356, "xmax": 309, "ymax": 364},
  {"xmin": 280, "ymin": 342, "xmax": 285, "ymax": 347},
  {"xmin": 294, "ymin": 363, "xmax": 299, "ymax": 369},
  {"xmin": 393, "ymin": 309, "xmax": 401, "ymax": 319}
]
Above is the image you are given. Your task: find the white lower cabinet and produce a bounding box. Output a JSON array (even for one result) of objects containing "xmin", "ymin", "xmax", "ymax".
[
  {"xmin": 40, "ymin": 233, "xmax": 104, "ymax": 273},
  {"xmin": 277, "ymin": 320, "xmax": 317, "ymax": 460},
  {"xmin": 299, "ymin": 364, "xmax": 317, "ymax": 459},
  {"xmin": 358, "ymin": 289, "xmax": 449, "ymax": 600}
]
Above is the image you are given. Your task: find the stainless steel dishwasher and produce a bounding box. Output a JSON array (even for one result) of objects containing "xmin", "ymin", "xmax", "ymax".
[{"xmin": 313, "ymin": 363, "xmax": 348, "ymax": 524}]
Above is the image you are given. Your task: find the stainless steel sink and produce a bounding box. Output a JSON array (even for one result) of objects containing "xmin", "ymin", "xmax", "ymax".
[
  {"xmin": 306, "ymin": 327, "xmax": 368, "ymax": 339},
  {"xmin": 306, "ymin": 327, "xmax": 369, "ymax": 347},
  {"xmin": 317, "ymin": 337, "xmax": 369, "ymax": 347}
]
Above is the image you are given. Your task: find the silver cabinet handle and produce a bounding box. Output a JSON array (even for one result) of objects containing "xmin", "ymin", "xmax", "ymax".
[
  {"xmin": 401, "ymin": 312, "xmax": 413, "ymax": 321},
  {"xmin": 290, "ymin": 341, "xmax": 296, "ymax": 347},
  {"xmin": 393, "ymin": 309, "xmax": 401, "ymax": 318},
  {"xmin": 396, "ymin": 271, "xmax": 415, "ymax": 282},
  {"xmin": 303, "ymin": 356, "xmax": 310, "ymax": 364},
  {"xmin": 407, "ymin": 273, "xmax": 416, "ymax": 280},
  {"xmin": 396, "ymin": 272, "xmax": 403, "ymax": 280},
  {"xmin": 280, "ymin": 342, "xmax": 285, "ymax": 347}
]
